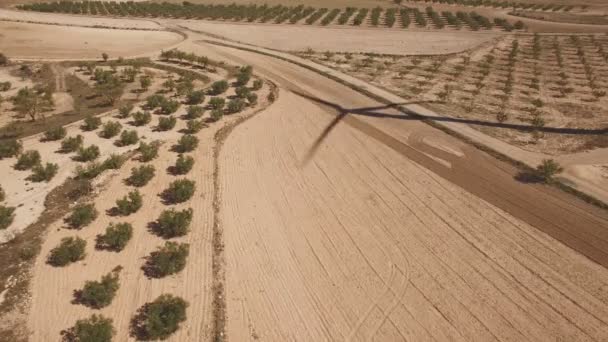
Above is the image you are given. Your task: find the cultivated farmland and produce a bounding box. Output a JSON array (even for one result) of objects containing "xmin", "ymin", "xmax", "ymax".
[{"xmin": 0, "ymin": 1, "xmax": 608, "ymax": 341}]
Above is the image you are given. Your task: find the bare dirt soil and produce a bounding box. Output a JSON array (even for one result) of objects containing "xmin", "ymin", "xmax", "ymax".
[
  {"xmin": 220, "ymin": 85, "xmax": 608, "ymax": 342},
  {"xmin": 193, "ymin": 39, "xmax": 608, "ymax": 341},
  {"xmin": 0, "ymin": 8, "xmax": 162, "ymax": 30},
  {"xmin": 0, "ymin": 21, "xmax": 182, "ymax": 59},
  {"xmin": 178, "ymin": 20, "xmax": 500, "ymax": 55}
]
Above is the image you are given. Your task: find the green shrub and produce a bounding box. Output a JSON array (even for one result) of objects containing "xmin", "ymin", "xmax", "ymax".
[
  {"xmin": 144, "ymin": 242, "xmax": 189, "ymax": 278},
  {"xmin": 162, "ymin": 179, "xmax": 195, "ymax": 204},
  {"xmin": 102, "ymin": 154, "xmax": 126, "ymax": 170},
  {"xmin": 76, "ymin": 145, "xmax": 101, "ymax": 162},
  {"xmin": 235, "ymin": 86, "xmax": 250, "ymax": 99},
  {"xmin": 227, "ymin": 98, "xmax": 246, "ymax": 114},
  {"xmin": 14, "ymin": 150, "xmax": 41, "ymax": 170},
  {"xmin": 146, "ymin": 94, "xmax": 165, "ymax": 109},
  {"xmin": 43, "ymin": 126, "xmax": 67, "ymax": 141},
  {"xmin": 114, "ymin": 190, "xmax": 143, "ymax": 216},
  {"xmin": 0, "ymin": 185, "xmax": 5, "ymax": 202},
  {"xmin": 535, "ymin": 159, "xmax": 564, "ymax": 183},
  {"xmin": 28, "ymin": 162, "xmax": 58, "ymax": 182},
  {"xmin": 100, "ymin": 121, "xmax": 122, "ymax": 138},
  {"xmin": 174, "ymin": 135, "xmax": 198, "ymax": 153},
  {"xmin": 77, "ymin": 270, "xmax": 120, "ymax": 308},
  {"xmin": 0, "ymin": 205, "xmax": 15, "ymax": 230},
  {"xmin": 127, "ymin": 165, "xmax": 155, "ymax": 187},
  {"xmin": 138, "ymin": 141, "xmax": 160, "ymax": 162},
  {"xmin": 160, "ymin": 99, "xmax": 180, "ymax": 114},
  {"xmin": 60, "ymin": 135, "xmax": 84, "ymax": 153},
  {"xmin": 252, "ymin": 79, "xmax": 263, "ymax": 90},
  {"xmin": 210, "ymin": 80, "xmax": 229, "ymax": 95},
  {"xmin": 247, "ymin": 93, "xmax": 258, "ymax": 105},
  {"xmin": 82, "ymin": 115, "xmax": 102, "ymax": 131},
  {"xmin": 75, "ymin": 162, "xmax": 105, "ymax": 179},
  {"xmin": 186, "ymin": 105, "xmax": 205, "ymax": 119},
  {"xmin": 210, "ymin": 109, "xmax": 223, "ymax": 122},
  {"xmin": 0, "ymin": 81, "xmax": 11, "ymax": 92},
  {"xmin": 0, "ymin": 139, "xmax": 22, "ymax": 159},
  {"xmin": 187, "ymin": 90, "xmax": 205, "ymax": 104},
  {"xmin": 132, "ymin": 111, "xmax": 152, "ymax": 126},
  {"xmin": 96, "ymin": 223, "xmax": 133, "ymax": 251},
  {"xmin": 186, "ymin": 119, "xmax": 204, "ymax": 134},
  {"xmin": 116, "ymin": 130, "xmax": 139, "ymax": 146},
  {"xmin": 157, "ymin": 116, "xmax": 176, "ymax": 131},
  {"xmin": 154, "ymin": 208, "xmax": 193, "ymax": 238},
  {"xmin": 131, "ymin": 294, "xmax": 188, "ymax": 340},
  {"xmin": 63, "ymin": 314, "xmax": 115, "ymax": 342},
  {"xmin": 47, "ymin": 237, "xmax": 86, "ymax": 266},
  {"xmin": 209, "ymin": 97, "xmax": 225, "ymax": 110},
  {"xmin": 118, "ymin": 103, "xmax": 134, "ymax": 118},
  {"xmin": 172, "ymin": 155, "xmax": 194, "ymax": 176},
  {"xmin": 236, "ymin": 72, "xmax": 251, "ymax": 86},
  {"xmin": 66, "ymin": 203, "xmax": 98, "ymax": 229}
]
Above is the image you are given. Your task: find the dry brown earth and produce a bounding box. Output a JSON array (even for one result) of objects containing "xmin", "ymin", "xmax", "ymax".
[
  {"xmin": 0, "ymin": 21, "xmax": 182, "ymax": 59},
  {"xmin": 177, "ymin": 20, "xmax": 500, "ymax": 55}
]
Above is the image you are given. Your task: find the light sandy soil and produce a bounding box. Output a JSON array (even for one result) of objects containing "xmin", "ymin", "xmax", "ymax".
[
  {"xmin": 0, "ymin": 66, "xmax": 35, "ymax": 127},
  {"xmin": 220, "ymin": 88, "xmax": 608, "ymax": 341},
  {"xmin": 26, "ymin": 78, "xmax": 272, "ymax": 341},
  {"xmin": 0, "ymin": 8, "xmax": 162, "ymax": 30},
  {"xmin": 0, "ymin": 100, "xmax": 178, "ymax": 244},
  {"xmin": 0, "ymin": 21, "xmax": 183, "ymax": 60},
  {"xmin": 177, "ymin": 20, "xmax": 500, "ymax": 55}
]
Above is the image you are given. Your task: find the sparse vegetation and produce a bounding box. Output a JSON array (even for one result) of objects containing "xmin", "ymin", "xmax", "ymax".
[
  {"xmin": 132, "ymin": 111, "xmax": 152, "ymax": 126},
  {"xmin": 172, "ymin": 155, "xmax": 194, "ymax": 175},
  {"xmin": 144, "ymin": 242, "xmax": 190, "ymax": 278},
  {"xmin": 28, "ymin": 162, "xmax": 59, "ymax": 182},
  {"xmin": 47, "ymin": 236, "xmax": 86, "ymax": 266},
  {"xmin": 138, "ymin": 141, "xmax": 160, "ymax": 162},
  {"xmin": 162, "ymin": 179, "xmax": 196, "ymax": 204},
  {"xmin": 186, "ymin": 119, "xmax": 205, "ymax": 134},
  {"xmin": 114, "ymin": 190, "xmax": 143, "ymax": 216},
  {"xmin": 82, "ymin": 115, "xmax": 102, "ymax": 131},
  {"xmin": 0, "ymin": 139, "xmax": 23, "ymax": 159},
  {"xmin": 62, "ymin": 315, "xmax": 115, "ymax": 342},
  {"xmin": 76, "ymin": 145, "xmax": 101, "ymax": 162},
  {"xmin": 116, "ymin": 130, "xmax": 139, "ymax": 146},
  {"xmin": 535, "ymin": 159, "xmax": 564, "ymax": 183},
  {"xmin": 14, "ymin": 150, "xmax": 41, "ymax": 171},
  {"xmin": 100, "ymin": 121, "xmax": 123, "ymax": 138},
  {"xmin": 43, "ymin": 126, "xmax": 67, "ymax": 141},
  {"xmin": 77, "ymin": 269, "xmax": 121, "ymax": 308},
  {"xmin": 127, "ymin": 165, "xmax": 155, "ymax": 187},
  {"xmin": 209, "ymin": 97, "xmax": 225, "ymax": 110},
  {"xmin": 96, "ymin": 223, "xmax": 133, "ymax": 251},
  {"xmin": 210, "ymin": 80, "xmax": 229, "ymax": 95},
  {"xmin": 154, "ymin": 208, "xmax": 193, "ymax": 238},
  {"xmin": 130, "ymin": 294, "xmax": 188, "ymax": 340},
  {"xmin": 186, "ymin": 105, "xmax": 205, "ymax": 119},
  {"xmin": 0, "ymin": 205, "xmax": 15, "ymax": 230},
  {"xmin": 61, "ymin": 135, "xmax": 84, "ymax": 153},
  {"xmin": 174, "ymin": 135, "xmax": 199, "ymax": 153},
  {"xmin": 157, "ymin": 116, "xmax": 177, "ymax": 131},
  {"xmin": 66, "ymin": 203, "xmax": 98, "ymax": 229}
]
